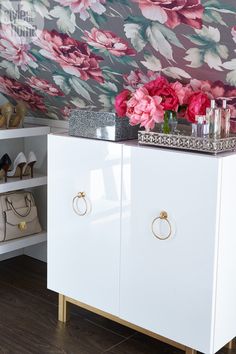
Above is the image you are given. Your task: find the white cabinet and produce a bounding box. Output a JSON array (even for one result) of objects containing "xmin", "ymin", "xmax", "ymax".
[
  {"xmin": 48, "ymin": 134, "xmax": 236, "ymax": 354},
  {"xmin": 120, "ymin": 146, "xmax": 221, "ymax": 353},
  {"xmin": 48, "ymin": 135, "xmax": 122, "ymax": 315}
]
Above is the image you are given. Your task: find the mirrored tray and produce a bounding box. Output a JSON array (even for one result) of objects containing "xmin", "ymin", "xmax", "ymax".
[{"xmin": 138, "ymin": 125, "xmax": 236, "ymax": 155}]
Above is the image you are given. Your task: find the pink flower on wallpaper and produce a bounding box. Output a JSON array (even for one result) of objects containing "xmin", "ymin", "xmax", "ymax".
[
  {"xmin": 55, "ymin": 0, "xmax": 106, "ymax": 20},
  {"xmin": 231, "ymin": 26, "xmax": 236, "ymax": 43},
  {"xmin": 35, "ymin": 30, "xmax": 104, "ymax": 83},
  {"xmin": 126, "ymin": 86, "xmax": 164, "ymax": 130},
  {"xmin": 190, "ymin": 79, "xmax": 226, "ymax": 99},
  {"xmin": 133, "ymin": 0, "xmax": 204, "ymax": 29},
  {"xmin": 123, "ymin": 70, "xmax": 160, "ymax": 91},
  {"xmin": 83, "ymin": 28, "xmax": 136, "ymax": 57},
  {"xmin": 170, "ymin": 81, "xmax": 193, "ymax": 105},
  {"xmin": 61, "ymin": 105, "xmax": 72, "ymax": 119},
  {"xmin": 0, "ymin": 25, "xmax": 37, "ymax": 70},
  {"xmin": 27, "ymin": 77, "xmax": 64, "ymax": 96},
  {"xmin": 0, "ymin": 77, "xmax": 46, "ymax": 112}
]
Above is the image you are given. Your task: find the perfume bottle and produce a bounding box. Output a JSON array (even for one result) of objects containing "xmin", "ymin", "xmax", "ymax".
[
  {"xmin": 195, "ymin": 115, "xmax": 209, "ymax": 138},
  {"xmin": 206, "ymin": 99, "xmax": 221, "ymax": 139},
  {"xmin": 221, "ymin": 99, "xmax": 230, "ymax": 138}
]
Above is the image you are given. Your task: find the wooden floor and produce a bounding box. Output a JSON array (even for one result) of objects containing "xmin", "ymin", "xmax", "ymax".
[{"xmin": 0, "ymin": 256, "xmax": 234, "ymax": 354}]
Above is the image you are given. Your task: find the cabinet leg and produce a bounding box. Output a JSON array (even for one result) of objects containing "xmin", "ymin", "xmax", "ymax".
[
  {"xmin": 58, "ymin": 294, "xmax": 70, "ymax": 323},
  {"xmin": 185, "ymin": 348, "xmax": 197, "ymax": 354},
  {"xmin": 225, "ymin": 339, "xmax": 234, "ymax": 349}
]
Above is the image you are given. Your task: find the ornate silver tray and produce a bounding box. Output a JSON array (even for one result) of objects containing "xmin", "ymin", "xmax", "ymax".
[{"xmin": 138, "ymin": 130, "xmax": 236, "ymax": 154}]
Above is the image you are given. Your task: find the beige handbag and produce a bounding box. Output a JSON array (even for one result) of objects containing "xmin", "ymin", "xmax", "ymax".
[{"xmin": 0, "ymin": 191, "xmax": 42, "ymax": 242}]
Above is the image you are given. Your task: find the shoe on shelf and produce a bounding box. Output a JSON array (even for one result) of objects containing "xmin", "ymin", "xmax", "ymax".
[
  {"xmin": 0, "ymin": 153, "xmax": 11, "ymax": 182},
  {"xmin": 23, "ymin": 151, "xmax": 37, "ymax": 178},
  {"xmin": 7, "ymin": 152, "xmax": 26, "ymax": 180}
]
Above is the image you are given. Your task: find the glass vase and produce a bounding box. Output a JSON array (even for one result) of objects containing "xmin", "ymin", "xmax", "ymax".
[{"xmin": 162, "ymin": 110, "xmax": 177, "ymax": 134}]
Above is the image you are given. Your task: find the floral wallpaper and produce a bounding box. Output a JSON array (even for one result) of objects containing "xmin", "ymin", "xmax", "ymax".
[{"xmin": 0, "ymin": 0, "xmax": 235, "ymax": 120}]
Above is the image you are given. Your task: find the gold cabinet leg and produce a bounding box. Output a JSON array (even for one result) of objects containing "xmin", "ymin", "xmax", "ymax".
[
  {"xmin": 185, "ymin": 348, "xmax": 197, "ymax": 354},
  {"xmin": 225, "ymin": 339, "xmax": 234, "ymax": 349},
  {"xmin": 58, "ymin": 294, "xmax": 70, "ymax": 323}
]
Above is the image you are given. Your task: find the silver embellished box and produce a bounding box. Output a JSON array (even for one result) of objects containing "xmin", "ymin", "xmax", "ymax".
[{"xmin": 69, "ymin": 109, "xmax": 138, "ymax": 141}]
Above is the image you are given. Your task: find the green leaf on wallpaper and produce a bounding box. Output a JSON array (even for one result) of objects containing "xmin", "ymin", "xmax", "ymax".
[
  {"xmin": 141, "ymin": 53, "xmax": 162, "ymax": 71},
  {"xmin": 226, "ymin": 71, "xmax": 236, "ymax": 86},
  {"xmin": 216, "ymin": 45, "xmax": 229, "ymax": 60},
  {"xmin": 185, "ymin": 34, "xmax": 209, "ymax": 46},
  {"xmin": 102, "ymin": 67, "xmax": 123, "ymax": 76},
  {"xmin": 69, "ymin": 77, "xmax": 92, "ymax": 102},
  {"xmin": 124, "ymin": 16, "xmax": 149, "ymax": 26},
  {"xmin": 98, "ymin": 94, "xmax": 114, "ymax": 108},
  {"xmin": 107, "ymin": 0, "xmax": 130, "ymax": 5},
  {"xmin": 113, "ymin": 56, "xmax": 138, "ymax": 68},
  {"xmin": 204, "ymin": 0, "xmax": 236, "ymax": 13},
  {"xmin": 154, "ymin": 24, "xmax": 185, "ymax": 49},
  {"xmin": 184, "ymin": 48, "xmax": 203, "ymax": 68},
  {"xmin": 203, "ymin": 9, "xmax": 226, "ymax": 26},
  {"xmin": 124, "ymin": 23, "xmax": 146, "ymax": 52},
  {"xmin": 146, "ymin": 23, "xmax": 174, "ymax": 61},
  {"xmin": 0, "ymin": 61, "xmax": 20, "ymax": 79},
  {"xmin": 162, "ymin": 67, "xmax": 191, "ymax": 80},
  {"xmin": 88, "ymin": 10, "xmax": 107, "ymax": 27},
  {"xmin": 102, "ymin": 72, "xmax": 120, "ymax": 83},
  {"xmin": 50, "ymin": 6, "xmax": 76, "ymax": 34},
  {"xmin": 29, "ymin": 49, "xmax": 48, "ymax": 63},
  {"xmin": 70, "ymin": 97, "xmax": 87, "ymax": 109},
  {"xmin": 75, "ymin": 79, "xmax": 97, "ymax": 95},
  {"xmin": 98, "ymin": 81, "xmax": 118, "ymax": 94},
  {"xmin": 222, "ymin": 59, "xmax": 236, "ymax": 85},
  {"xmin": 53, "ymin": 75, "xmax": 71, "ymax": 95}
]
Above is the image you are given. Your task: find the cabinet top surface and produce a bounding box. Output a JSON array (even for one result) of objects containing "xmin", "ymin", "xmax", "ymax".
[{"xmin": 50, "ymin": 132, "xmax": 236, "ymax": 160}]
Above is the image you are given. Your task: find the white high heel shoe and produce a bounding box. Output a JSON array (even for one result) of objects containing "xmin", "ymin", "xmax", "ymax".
[
  {"xmin": 7, "ymin": 152, "xmax": 27, "ymax": 180},
  {"xmin": 23, "ymin": 151, "xmax": 37, "ymax": 178}
]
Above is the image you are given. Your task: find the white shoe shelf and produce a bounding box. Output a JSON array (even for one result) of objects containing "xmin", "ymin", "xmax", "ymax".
[
  {"xmin": 0, "ymin": 124, "xmax": 49, "ymax": 256},
  {"xmin": 0, "ymin": 173, "xmax": 47, "ymax": 193},
  {"xmin": 0, "ymin": 125, "xmax": 50, "ymax": 140},
  {"xmin": 0, "ymin": 232, "xmax": 47, "ymax": 255}
]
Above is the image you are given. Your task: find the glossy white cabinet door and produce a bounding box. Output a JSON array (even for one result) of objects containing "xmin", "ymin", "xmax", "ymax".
[
  {"xmin": 48, "ymin": 135, "xmax": 122, "ymax": 315},
  {"xmin": 120, "ymin": 146, "xmax": 221, "ymax": 354}
]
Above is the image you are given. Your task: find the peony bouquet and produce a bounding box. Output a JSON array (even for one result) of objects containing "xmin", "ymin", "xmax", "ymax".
[{"xmin": 114, "ymin": 75, "xmax": 230, "ymax": 132}]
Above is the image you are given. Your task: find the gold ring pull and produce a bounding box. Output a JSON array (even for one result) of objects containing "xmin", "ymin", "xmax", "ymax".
[
  {"xmin": 72, "ymin": 192, "xmax": 88, "ymax": 216},
  {"xmin": 151, "ymin": 211, "xmax": 172, "ymax": 240}
]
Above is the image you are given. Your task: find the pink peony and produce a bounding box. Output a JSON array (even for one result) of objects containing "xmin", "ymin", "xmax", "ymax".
[
  {"xmin": 35, "ymin": 30, "xmax": 104, "ymax": 83},
  {"xmin": 0, "ymin": 25, "xmax": 37, "ymax": 70},
  {"xmin": 0, "ymin": 77, "xmax": 46, "ymax": 112},
  {"xmin": 144, "ymin": 76, "xmax": 169, "ymax": 96},
  {"xmin": 83, "ymin": 28, "xmax": 136, "ymax": 57},
  {"xmin": 145, "ymin": 77, "xmax": 179, "ymax": 111},
  {"xmin": 115, "ymin": 89, "xmax": 131, "ymax": 117},
  {"xmin": 126, "ymin": 86, "xmax": 164, "ymax": 130},
  {"xmin": 54, "ymin": 0, "xmax": 106, "ymax": 20},
  {"xmin": 27, "ymin": 77, "xmax": 64, "ymax": 96},
  {"xmin": 186, "ymin": 92, "xmax": 210, "ymax": 123},
  {"xmin": 123, "ymin": 70, "xmax": 159, "ymax": 91},
  {"xmin": 133, "ymin": 0, "xmax": 204, "ymax": 29}
]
